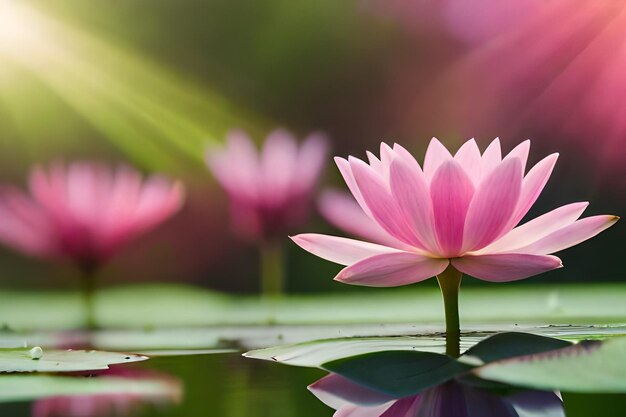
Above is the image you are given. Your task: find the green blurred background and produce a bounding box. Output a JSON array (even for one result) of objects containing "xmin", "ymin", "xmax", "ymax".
[
  {"xmin": 0, "ymin": 0, "xmax": 622, "ymax": 294},
  {"xmin": 0, "ymin": 2, "xmax": 625, "ymax": 416}
]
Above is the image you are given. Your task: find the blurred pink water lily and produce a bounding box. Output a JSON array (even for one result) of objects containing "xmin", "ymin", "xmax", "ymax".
[
  {"xmin": 32, "ymin": 369, "xmax": 182, "ymax": 417},
  {"xmin": 206, "ymin": 128, "xmax": 328, "ymax": 240},
  {"xmin": 293, "ymin": 138, "xmax": 618, "ymax": 286},
  {"xmin": 309, "ymin": 373, "xmax": 564, "ymax": 417},
  {"xmin": 33, "ymin": 393, "xmax": 148, "ymax": 417},
  {"xmin": 0, "ymin": 162, "xmax": 184, "ymax": 269}
]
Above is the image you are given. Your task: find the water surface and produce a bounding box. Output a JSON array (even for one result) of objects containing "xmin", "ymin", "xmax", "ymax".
[{"xmin": 1, "ymin": 324, "xmax": 625, "ymax": 416}]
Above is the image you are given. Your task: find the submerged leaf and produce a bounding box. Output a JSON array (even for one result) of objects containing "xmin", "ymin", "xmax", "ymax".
[
  {"xmin": 475, "ymin": 337, "xmax": 626, "ymax": 392},
  {"xmin": 457, "ymin": 332, "xmax": 571, "ymax": 391},
  {"xmin": 0, "ymin": 348, "xmax": 147, "ymax": 373},
  {"xmin": 463, "ymin": 332, "xmax": 572, "ymax": 364},
  {"xmin": 322, "ymin": 351, "xmax": 473, "ymax": 397}
]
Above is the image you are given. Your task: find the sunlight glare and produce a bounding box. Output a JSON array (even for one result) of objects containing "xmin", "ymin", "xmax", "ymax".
[
  {"xmin": 0, "ymin": 0, "xmax": 43, "ymax": 58},
  {"xmin": 0, "ymin": 0, "xmax": 261, "ymax": 173}
]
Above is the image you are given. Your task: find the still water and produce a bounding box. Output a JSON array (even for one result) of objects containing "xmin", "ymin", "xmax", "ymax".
[{"xmin": 1, "ymin": 326, "xmax": 625, "ymax": 417}]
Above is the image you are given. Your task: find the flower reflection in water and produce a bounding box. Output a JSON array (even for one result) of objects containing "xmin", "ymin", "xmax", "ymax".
[
  {"xmin": 309, "ymin": 373, "xmax": 564, "ymax": 417},
  {"xmin": 31, "ymin": 369, "xmax": 182, "ymax": 417}
]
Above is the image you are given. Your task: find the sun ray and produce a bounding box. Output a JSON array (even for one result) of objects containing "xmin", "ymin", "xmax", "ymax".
[{"xmin": 0, "ymin": 0, "xmax": 265, "ymax": 173}]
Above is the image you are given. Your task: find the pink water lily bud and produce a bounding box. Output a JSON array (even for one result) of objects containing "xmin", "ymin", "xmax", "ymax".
[
  {"xmin": 309, "ymin": 373, "xmax": 564, "ymax": 417},
  {"xmin": 206, "ymin": 128, "xmax": 328, "ymax": 241},
  {"xmin": 293, "ymin": 139, "xmax": 618, "ymax": 286},
  {"xmin": 0, "ymin": 161, "xmax": 184, "ymax": 270}
]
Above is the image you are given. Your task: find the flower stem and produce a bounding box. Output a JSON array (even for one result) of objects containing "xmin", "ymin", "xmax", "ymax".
[
  {"xmin": 79, "ymin": 266, "xmax": 98, "ymax": 330},
  {"xmin": 436, "ymin": 265, "xmax": 463, "ymax": 358},
  {"xmin": 260, "ymin": 240, "xmax": 284, "ymax": 296}
]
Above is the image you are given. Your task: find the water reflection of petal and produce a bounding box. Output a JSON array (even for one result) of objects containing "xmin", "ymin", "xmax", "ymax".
[{"xmin": 309, "ymin": 373, "xmax": 564, "ymax": 417}]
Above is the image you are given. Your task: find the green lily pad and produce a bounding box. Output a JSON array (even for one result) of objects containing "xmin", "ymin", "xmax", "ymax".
[
  {"xmin": 463, "ymin": 332, "xmax": 572, "ymax": 364},
  {"xmin": 475, "ymin": 337, "xmax": 626, "ymax": 392},
  {"xmin": 0, "ymin": 347, "xmax": 147, "ymax": 373},
  {"xmin": 243, "ymin": 325, "xmax": 626, "ymax": 369},
  {"xmin": 91, "ymin": 325, "xmax": 433, "ymax": 352},
  {"xmin": 246, "ymin": 332, "xmax": 597, "ymax": 398},
  {"xmin": 458, "ymin": 332, "xmax": 573, "ymax": 390},
  {"xmin": 2, "ymin": 283, "xmax": 626, "ymax": 330},
  {"xmin": 1, "ymin": 324, "xmax": 619, "ymax": 356},
  {"xmin": 0, "ymin": 374, "xmax": 178, "ymax": 403},
  {"xmin": 322, "ymin": 350, "xmax": 473, "ymax": 397},
  {"xmin": 243, "ymin": 336, "xmax": 472, "ymax": 367}
]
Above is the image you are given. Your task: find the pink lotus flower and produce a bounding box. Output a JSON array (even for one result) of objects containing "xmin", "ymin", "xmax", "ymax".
[
  {"xmin": 293, "ymin": 138, "xmax": 617, "ymax": 286},
  {"xmin": 0, "ymin": 162, "xmax": 184, "ymax": 270},
  {"xmin": 319, "ymin": 189, "xmax": 401, "ymax": 248},
  {"xmin": 309, "ymin": 373, "xmax": 564, "ymax": 417},
  {"xmin": 206, "ymin": 128, "xmax": 328, "ymax": 241}
]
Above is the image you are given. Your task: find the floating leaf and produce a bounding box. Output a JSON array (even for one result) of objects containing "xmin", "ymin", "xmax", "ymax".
[
  {"xmin": 243, "ymin": 336, "xmax": 459, "ymax": 367},
  {"xmin": 0, "ymin": 375, "xmax": 177, "ymax": 403},
  {"xmin": 0, "ymin": 348, "xmax": 147, "ymax": 373},
  {"xmin": 463, "ymin": 332, "xmax": 572, "ymax": 364},
  {"xmin": 2, "ymin": 283, "xmax": 626, "ymax": 330},
  {"xmin": 244, "ymin": 332, "xmax": 575, "ymax": 369},
  {"xmin": 246, "ymin": 332, "xmax": 593, "ymax": 398},
  {"xmin": 2, "ymin": 324, "xmax": 618, "ymax": 355},
  {"xmin": 91, "ymin": 325, "xmax": 436, "ymax": 352},
  {"xmin": 475, "ymin": 337, "xmax": 626, "ymax": 392}
]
